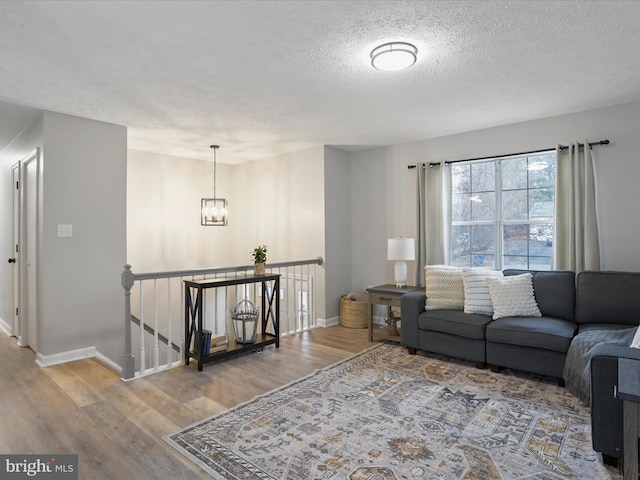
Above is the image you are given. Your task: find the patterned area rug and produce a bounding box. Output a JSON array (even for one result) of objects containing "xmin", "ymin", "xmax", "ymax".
[{"xmin": 166, "ymin": 343, "xmax": 618, "ymax": 480}]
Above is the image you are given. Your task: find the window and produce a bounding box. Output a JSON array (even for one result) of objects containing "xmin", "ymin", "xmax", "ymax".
[{"xmin": 450, "ymin": 152, "xmax": 556, "ymax": 270}]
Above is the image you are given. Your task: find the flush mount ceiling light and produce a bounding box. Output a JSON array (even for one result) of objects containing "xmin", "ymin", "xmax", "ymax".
[{"xmin": 370, "ymin": 41, "xmax": 418, "ymax": 71}]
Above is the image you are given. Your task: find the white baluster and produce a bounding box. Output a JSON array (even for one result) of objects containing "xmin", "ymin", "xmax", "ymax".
[
  {"xmin": 310, "ymin": 267, "xmax": 316, "ymax": 328},
  {"xmin": 153, "ymin": 279, "xmax": 160, "ymax": 370},
  {"xmin": 139, "ymin": 280, "xmax": 145, "ymax": 374},
  {"xmin": 167, "ymin": 279, "xmax": 173, "ymax": 366}
]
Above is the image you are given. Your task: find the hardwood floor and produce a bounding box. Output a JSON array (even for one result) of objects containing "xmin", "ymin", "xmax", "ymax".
[{"xmin": 0, "ymin": 326, "xmax": 374, "ymax": 479}]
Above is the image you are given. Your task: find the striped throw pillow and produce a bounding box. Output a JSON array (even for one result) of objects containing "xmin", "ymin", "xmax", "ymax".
[{"xmin": 462, "ymin": 268, "xmax": 504, "ymax": 315}]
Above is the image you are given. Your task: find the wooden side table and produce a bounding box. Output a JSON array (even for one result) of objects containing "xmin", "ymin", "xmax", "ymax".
[
  {"xmin": 616, "ymin": 357, "xmax": 640, "ymax": 480},
  {"xmin": 366, "ymin": 284, "xmax": 422, "ymax": 342}
]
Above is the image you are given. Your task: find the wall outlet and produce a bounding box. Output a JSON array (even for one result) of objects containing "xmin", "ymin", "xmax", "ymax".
[{"xmin": 57, "ymin": 224, "xmax": 73, "ymax": 237}]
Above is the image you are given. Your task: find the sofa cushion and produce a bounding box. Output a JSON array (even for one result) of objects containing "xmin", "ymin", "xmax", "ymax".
[
  {"xmin": 486, "ymin": 316, "xmax": 577, "ymax": 352},
  {"xmin": 504, "ymin": 269, "xmax": 576, "ymax": 321},
  {"xmin": 462, "ymin": 268, "xmax": 503, "ymax": 315},
  {"xmin": 418, "ymin": 310, "xmax": 493, "ymax": 340},
  {"xmin": 576, "ymin": 271, "xmax": 640, "ymax": 326},
  {"xmin": 486, "ymin": 273, "xmax": 541, "ymax": 320},
  {"xmin": 424, "ymin": 265, "xmax": 464, "ymax": 311}
]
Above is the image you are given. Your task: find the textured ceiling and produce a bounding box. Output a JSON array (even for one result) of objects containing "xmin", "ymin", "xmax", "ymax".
[{"xmin": 1, "ymin": 0, "xmax": 640, "ymax": 164}]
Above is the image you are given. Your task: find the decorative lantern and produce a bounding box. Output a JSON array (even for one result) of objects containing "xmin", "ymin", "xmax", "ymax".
[{"xmin": 231, "ymin": 298, "xmax": 259, "ymax": 344}]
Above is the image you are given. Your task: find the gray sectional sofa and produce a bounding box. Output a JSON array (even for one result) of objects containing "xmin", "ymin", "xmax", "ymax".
[{"xmin": 400, "ymin": 269, "xmax": 640, "ymax": 464}]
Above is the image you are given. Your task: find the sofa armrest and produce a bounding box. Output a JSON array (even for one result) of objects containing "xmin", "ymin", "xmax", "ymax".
[
  {"xmin": 590, "ymin": 344, "xmax": 640, "ymax": 459},
  {"xmin": 401, "ymin": 290, "xmax": 426, "ymax": 350},
  {"xmin": 591, "ymin": 343, "xmax": 640, "ymax": 362}
]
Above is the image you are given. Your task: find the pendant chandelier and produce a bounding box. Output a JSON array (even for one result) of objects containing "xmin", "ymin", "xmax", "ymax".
[{"xmin": 201, "ymin": 145, "xmax": 228, "ymax": 226}]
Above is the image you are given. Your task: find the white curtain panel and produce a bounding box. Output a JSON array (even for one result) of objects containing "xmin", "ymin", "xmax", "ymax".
[
  {"xmin": 553, "ymin": 142, "xmax": 601, "ymax": 271},
  {"xmin": 415, "ymin": 162, "xmax": 450, "ymax": 286},
  {"xmin": 415, "ymin": 164, "xmax": 427, "ymax": 286}
]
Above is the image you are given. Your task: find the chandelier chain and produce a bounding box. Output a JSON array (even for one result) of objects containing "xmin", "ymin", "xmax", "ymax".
[{"xmin": 211, "ymin": 144, "xmax": 219, "ymax": 198}]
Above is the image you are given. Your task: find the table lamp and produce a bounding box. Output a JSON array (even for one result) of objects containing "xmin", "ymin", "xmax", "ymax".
[{"xmin": 388, "ymin": 238, "xmax": 415, "ymax": 288}]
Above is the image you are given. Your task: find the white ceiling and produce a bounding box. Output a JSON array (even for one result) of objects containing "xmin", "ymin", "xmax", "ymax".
[{"xmin": 1, "ymin": 0, "xmax": 640, "ymax": 164}]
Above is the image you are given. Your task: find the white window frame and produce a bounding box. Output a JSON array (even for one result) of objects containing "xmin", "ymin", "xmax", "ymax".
[{"xmin": 450, "ymin": 151, "xmax": 556, "ymax": 270}]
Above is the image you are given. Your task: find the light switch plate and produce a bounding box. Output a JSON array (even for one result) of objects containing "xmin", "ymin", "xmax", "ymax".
[{"xmin": 57, "ymin": 224, "xmax": 73, "ymax": 237}]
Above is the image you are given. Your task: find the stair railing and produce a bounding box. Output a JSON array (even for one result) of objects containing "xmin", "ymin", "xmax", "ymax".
[{"xmin": 121, "ymin": 257, "xmax": 323, "ymax": 380}]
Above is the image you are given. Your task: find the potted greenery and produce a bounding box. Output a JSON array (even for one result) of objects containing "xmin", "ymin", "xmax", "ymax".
[{"xmin": 251, "ymin": 244, "xmax": 267, "ymax": 276}]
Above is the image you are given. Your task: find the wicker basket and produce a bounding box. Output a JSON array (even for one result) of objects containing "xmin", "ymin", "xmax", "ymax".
[{"xmin": 339, "ymin": 293, "xmax": 370, "ymax": 329}]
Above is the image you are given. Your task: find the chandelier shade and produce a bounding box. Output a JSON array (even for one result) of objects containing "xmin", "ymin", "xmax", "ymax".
[
  {"xmin": 201, "ymin": 145, "xmax": 228, "ymax": 226},
  {"xmin": 201, "ymin": 198, "xmax": 228, "ymax": 226}
]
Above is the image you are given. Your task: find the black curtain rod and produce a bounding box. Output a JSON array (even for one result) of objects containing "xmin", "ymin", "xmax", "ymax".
[{"xmin": 407, "ymin": 139, "xmax": 610, "ymax": 169}]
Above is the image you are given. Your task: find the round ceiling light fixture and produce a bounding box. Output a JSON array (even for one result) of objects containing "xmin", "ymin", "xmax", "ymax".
[{"xmin": 370, "ymin": 41, "xmax": 418, "ymax": 71}]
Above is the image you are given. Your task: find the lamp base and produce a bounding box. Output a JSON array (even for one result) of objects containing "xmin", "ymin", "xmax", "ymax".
[{"xmin": 394, "ymin": 261, "xmax": 408, "ymax": 288}]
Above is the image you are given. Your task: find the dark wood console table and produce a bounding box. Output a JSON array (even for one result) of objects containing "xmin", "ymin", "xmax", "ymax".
[{"xmin": 184, "ymin": 274, "xmax": 280, "ymax": 371}]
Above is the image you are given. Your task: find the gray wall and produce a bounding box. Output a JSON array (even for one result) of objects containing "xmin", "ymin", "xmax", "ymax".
[
  {"xmin": 323, "ymin": 146, "xmax": 352, "ymax": 320},
  {"xmin": 41, "ymin": 112, "xmax": 127, "ymax": 360},
  {"xmin": 0, "ymin": 112, "xmax": 127, "ymax": 363},
  {"xmin": 127, "ymin": 149, "xmax": 235, "ymax": 272},
  {"xmin": 127, "ymin": 145, "xmax": 330, "ymax": 319},
  {"xmin": 349, "ymin": 101, "xmax": 640, "ymax": 291}
]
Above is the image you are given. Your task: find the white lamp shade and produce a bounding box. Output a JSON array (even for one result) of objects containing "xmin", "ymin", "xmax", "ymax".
[{"xmin": 387, "ymin": 238, "xmax": 415, "ymax": 261}]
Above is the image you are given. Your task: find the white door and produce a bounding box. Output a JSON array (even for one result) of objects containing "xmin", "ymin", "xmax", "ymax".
[
  {"xmin": 10, "ymin": 162, "xmax": 20, "ymax": 338},
  {"xmin": 22, "ymin": 150, "xmax": 40, "ymax": 351}
]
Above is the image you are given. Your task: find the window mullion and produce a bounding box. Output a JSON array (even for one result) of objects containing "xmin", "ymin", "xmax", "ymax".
[
  {"xmin": 526, "ymin": 164, "xmax": 531, "ymax": 268},
  {"xmin": 495, "ymin": 161, "xmax": 503, "ymax": 270},
  {"xmin": 452, "ymin": 220, "xmax": 495, "ymax": 226}
]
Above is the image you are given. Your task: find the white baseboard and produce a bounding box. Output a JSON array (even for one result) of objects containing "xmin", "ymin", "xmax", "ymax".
[
  {"xmin": 36, "ymin": 346, "xmax": 97, "ymax": 368},
  {"xmin": 317, "ymin": 316, "xmax": 340, "ymax": 328},
  {"xmin": 34, "ymin": 345, "xmax": 122, "ymax": 373},
  {"xmin": 96, "ymin": 351, "xmax": 122, "ymax": 374},
  {"xmin": 317, "ymin": 316, "xmax": 386, "ymax": 328},
  {"xmin": 0, "ymin": 317, "xmax": 12, "ymax": 336}
]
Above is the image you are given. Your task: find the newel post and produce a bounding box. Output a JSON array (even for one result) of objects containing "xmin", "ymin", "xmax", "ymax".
[{"xmin": 122, "ymin": 264, "xmax": 135, "ymax": 380}]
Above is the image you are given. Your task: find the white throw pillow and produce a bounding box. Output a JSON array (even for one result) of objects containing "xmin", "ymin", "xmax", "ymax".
[
  {"xmin": 631, "ymin": 327, "xmax": 640, "ymax": 348},
  {"xmin": 486, "ymin": 273, "xmax": 541, "ymax": 320},
  {"xmin": 462, "ymin": 268, "xmax": 504, "ymax": 316},
  {"xmin": 424, "ymin": 265, "xmax": 464, "ymax": 311}
]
